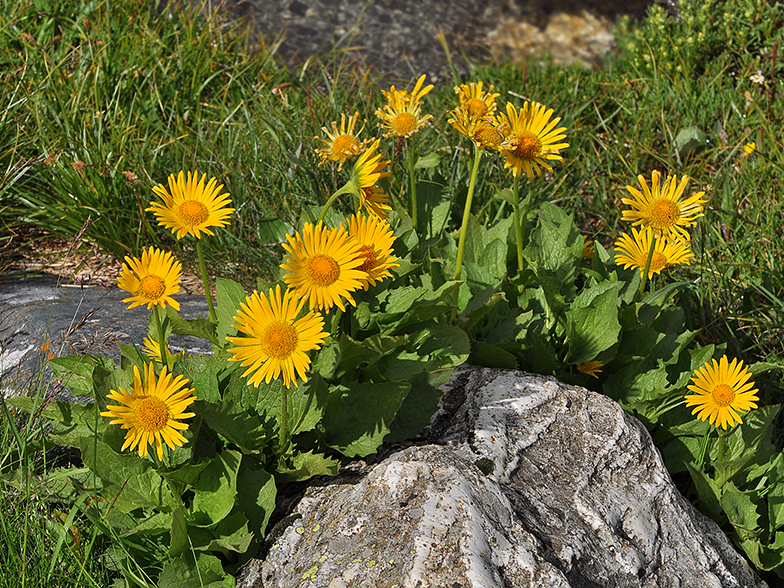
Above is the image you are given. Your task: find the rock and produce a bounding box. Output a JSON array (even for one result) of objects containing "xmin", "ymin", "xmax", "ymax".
[
  {"xmin": 0, "ymin": 276, "xmax": 213, "ymax": 396},
  {"xmin": 237, "ymin": 367, "xmax": 766, "ymax": 588}
]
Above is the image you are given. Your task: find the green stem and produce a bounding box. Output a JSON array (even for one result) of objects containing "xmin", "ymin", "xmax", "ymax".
[
  {"xmin": 716, "ymin": 426, "xmax": 729, "ymax": 463},
  {"xmin": 408, "ymin": 139, "xmax": 417, "ymax": 226},
  {"xmin": 279, "ymin": 386, "xmax": 289, "ymax": 456},
  {"xmin": 197, "ymin": 240, "xmax": 216, "ymax": 322},
  {"xmin": 512, "ymin": 175, "xmax": 524, "ymax": 273},
  {"xmin": 152, "ymin": 305, "xmax": 169, "ymax": 369},
  {"xmin": 636, "ymin": 232, "xmax": 657, "ymax": 301},
  {"xmin": 318, "ymin": 182, "xmax": 356, "ymax": 224},
  {"xmin": 696, "ymin": 425, "xmax": 712, "ymax": 469},
  {"xmin": 454, "ymin": 145, "xmax": 483, "ymax": 282}
]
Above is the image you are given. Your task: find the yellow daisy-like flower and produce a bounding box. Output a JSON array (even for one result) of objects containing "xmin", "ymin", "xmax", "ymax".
[
  {"xmin": 147, "ymin": 170, "xmax": 235, "ymax": 239},
  {"xmin": 347, "ymin": 213, "xmax": 400, "ymax": 290},
  {"xmin": 117, "ymin": 247, "xmax": 182, "ymax": 310},
  {"xmin": 743, "ymin": 142, "xmax": 756, "ymax": 155},
  {"xmin": 142, "ymin": 336, "xmax": 184, "ymax": 363},
  {"xmin": 454, "ymin": 81, "xmax": 500, "ymax": 121},
  {"xmin": 685, "ymin": 355, "xmax": 759, "ymax": 429},
  {"xmin": 582, "ymin": 237, "xmax": 596, "ymax": 260},
  {"xmin": 100, "ymin": 362, "xmax": 196, "ymax": 460},
  {"xmin": 614, "ymin": 226, "xmax": 694, "ymax": 278},
  {"xmin": 375, "ymin": 74, "xmax": 433, "ymax": 138},
  {"xmin": 353, "ymin": 139, "xmax": 392, "ymax": 220},
  {"xmin": 448, "ymin": 109, "xmax": 505, "ymax": 150},
  {"xmin": 314, "ymin": 111, "xmax": 368, "ymax": 170},
  {"xmin": 225, "ymin": 285, "xmax": 329, "ymax": 388},
  {"xmin": 497, "ymin": 101, "xmax": 569, "ymax": 180},
  {"xmin": 621, "ymin": 170, "xmax": 706, "ymax": 243},
  {"xmin": 577, "ymin": 360, "xmax": 603, "ymax": 379},
  {"xmin": 281, "ymin": 222, "xmax": 365, "ymax": 312}
]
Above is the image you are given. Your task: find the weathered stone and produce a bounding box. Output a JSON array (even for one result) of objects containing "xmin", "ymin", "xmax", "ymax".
[
  {"xmin": 238, "ymin": 367, "xmax": 766, "ymax": 588},
  {"xmin": 0, "ymin": 276, "xmax": 212, "ymax": 396}
]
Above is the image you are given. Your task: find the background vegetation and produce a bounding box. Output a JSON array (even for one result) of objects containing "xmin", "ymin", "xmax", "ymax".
[{"xmin": 1, "ymin": 0, "xmax": 783, "ymax": 585}]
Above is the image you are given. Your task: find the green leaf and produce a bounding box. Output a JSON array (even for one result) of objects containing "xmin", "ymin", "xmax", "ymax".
[
  {"xmin": 686, "ymin": 461, "xmax": 723, "ymax": 519},
  {"xmin": 386, "ymin": 370, "xmax": 448, "ymax": 444},
  {"xmin": 564, "ymin": 281, "xmax": 623, "ymax": 365},
  {"xmin": 721, "ymin": 482, "xmax": 762, "ymax": 541},
  {"xmin": 118, "ymin": 512, "xmax": 172, "ymax": 538},
  {"xmin": 414, "ymin": 152, "xmax": 440, "ymax": 169},
  {"xmin": 168, "ymin": 506, "xmax": 189, "ymax": 559},
  {"xmin": 288, "ymin": 374, "xmax": 329, "ymax": 436},
  {"xmin": 189, "ymin": 509, "xmax": 254, "ymax": 555},
  {"xmin": 323, "ymin": 380, "xmax": 411, "ymax": 457},
  {"xmin": 236, "ymin": 460, "xmax": 276, "ymax": 538},
  {"xmin": 215, "ymin": 278, "xmax": 248, "ymax": 346},
  {"xmin": 276, "ymin": 450, "xmax": 340, "ymax": 482},
  {"xmin": 117, "ymin": 343, "xmax": 146, "ymax": 371},
  {"xmin": 166, "ymin": 307, "xmax": 218, "ymax": 345},
  {"xmin": 377, "ymin": 324, "xmax": 469, "ymax": 382},
  {"xmin": 523, "ymin": 202, "xmax": 582, "ymax": 293},
  {"xmin": 159, "ymin": 552, "xmax": 234, "ymax": 588},
  {"xmin": 673, "ymin": 125, "xmax": 708, "ymax": 159},
  {"xmin": 255, "ymin": 218, "xmax": 293, "ymax": 245},
  {"xmin": 177, "ymin": 355, "xmax": 222, "ymax": 404},
  {"xmin": 49, "ymin": 355, "xmax": 115, "ymax": 398},
  {"xmin": 469, "ymin": 341, "xmax": 518, "ymax": 369},
  {"xmin": 190, "ymin": 450, "xmax": 241, "ymax": 527}
]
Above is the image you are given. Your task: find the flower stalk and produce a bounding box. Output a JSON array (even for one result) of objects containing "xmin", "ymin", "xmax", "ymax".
[{"xmin": 196, "ymin": 240, "xmax": 216, "ymax": 322}]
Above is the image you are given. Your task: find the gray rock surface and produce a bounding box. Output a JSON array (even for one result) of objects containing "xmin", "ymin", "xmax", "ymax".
[
  {"xmin": 0, "ymin": 276, "xmax": 213, "ymax": 396},
  {"xmin": 238, "ymin": 367, "xmax": 766, "ymax": 588}
]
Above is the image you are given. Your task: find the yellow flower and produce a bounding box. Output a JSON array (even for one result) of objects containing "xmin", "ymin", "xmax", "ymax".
[
  {"xmin": 314, "ymin": 112, "xmax": 368, "ymax": 170},
  {"xmin": 685, "ymin": 355, "xmax": 759, "ymax": 429},
  {"xmin": 226, "ymin": 285, "xmax": 329, "ymax": 388},
  {"xmin": 497, "ymin": 101, "xmax": 569, "ymax": 180},
  {"xmin": 582, "ymin": 237, "xmax": 596, "ymax": 260},
  {"xmin": 142, "ymin": 336, "xmax": 184, "ymax": 363},
  {"xmin": 614, "ymin": 226, "xmax": 694, "ymax": 278},
  {"xmin": 743, "ymin": 141, "xmax": 756, "ymax": 155},
  {"xmin": 100, "ymin": 363, "xmax": 196, "ymax": 460},
  {"xmin": 347, "ymin": 213, "xmax": 400, "ymax": 290},
  {"xmin": 147, "ymin": 171, "xmax": 235, "ymax": 239},
  {"xmin": 353, "ymin": 139, "xmax": 392, "ymax": 220},
  {"xmin": 577, "ymin": 360, "xmax": 603, "ymax": 379},
  {"xmin": 621, "ymin": 170, "xmax": 706, "ymax": 243},
  {"xmin": 117, "ymin": 247, "xmax": 182, "ymax": 310},
  {"xmin": 375, "ymin": 74, "xmax": 433, "ymax": 138},
  {"xmin": 281, "ymin": 221, "xmax": 365, "ymax": 312},
  {"xmin": 454, "ymin": 81, "xmax": 500, "ymax": 121}
]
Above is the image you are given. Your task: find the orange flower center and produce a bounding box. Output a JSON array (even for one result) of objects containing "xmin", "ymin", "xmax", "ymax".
[
  {"xmin": 512, "ymin": 131, "xmax": 542, "ymax": 160},
  {"xmin": 357, "ymin": 245, "xmax": 378, "ymax": 273},
  {"xmin": 305, "ymin": 254, "xmax": 341, "ymax": 287},
  {"xmin": 331, "ymin": 134, "xmax": 359, "ymax": 159},
  {"xmin": 138, "ymin": 275, "xmax": 166, "ymax": 300},
  {"xmin": 177, "ymin": 200, "xmax": 209, "ymax": 226},
  {"xmin": 649, "ymin": 251, "xmax": 668, "ymax": 273},
  {"xmin": 261, "ymin": 321, "xmax": 299, "ymax": 358},
  {"xmin": 391, "ymin": 113, "xmax": 418, "ymax": 136},
  {"xmin": 465, "ymin": 98, "xmax": 488, "ymax": 119},
  {"xmin": 648, "ymin": 199, "xmax": 680, "ymax": 229},
  {"xmin": 474, "ymin": 123, "xmax": 503, "ymax": 149},
  {"xmin": 133, "ymin": 396, "xmax": 170, "ymax": 432},
  {"xmin": 711, "ymin": 383, "xmax": 736, "ymax": 408}
]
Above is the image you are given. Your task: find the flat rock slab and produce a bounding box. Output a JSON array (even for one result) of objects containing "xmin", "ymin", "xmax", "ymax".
[{"xmin": 0, "ymin": 276, "xmax": 213, "ymax": 395}]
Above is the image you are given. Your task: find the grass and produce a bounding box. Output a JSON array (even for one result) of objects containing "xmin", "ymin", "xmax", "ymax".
[{"xmin": 1, "ymin": 0, "xmax": 783, "ymax": 584}]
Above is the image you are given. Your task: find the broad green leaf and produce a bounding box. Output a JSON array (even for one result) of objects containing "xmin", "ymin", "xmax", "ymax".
[
  {"xmin": 686, "ymin": 461, "xmax": 723, "ymax": 519},
  {"xmin": 49, "ymin": 354, "xmax": 115, "ymax": 397},
  {"xmin": 256, "ymin": 218, "xmax": 293, "ymax": 245},
  {"xmin": 215, "ymin": 278, "xmax": 248, "ymax": 346},
  {"xmin": 721, "ymin": 482, "xmax": 762, "ymax": 541},
  {"xmin": 236, "ymin": 460, "xmax": 276, "ymax": 537},
  {"xmin": 414, "ymin": 152, "xmax": 440, "ymax": 169},
  {"xmin": 168, "ymin": 506, "xmax": 189, "ymax": 558},
  {"xmin": 159, "ymin": 552, "xmax": 234, "ymax": 588},
  {"xmin": 276, "ymin": 450, "xmax": 340, "ymax": 482},
  {"xmin": 377, "ymin": 324, "xmax": 469, "ymax": 382},
  {"xmin": 177, "ymin": 355, "xmax": 222, "ymax": 404},
  {"xmin": 190, "ymin": 450, "xmax": 242, "ymax": 527},
  {"xmin": 523, "ymin": 202, "xmax": 582, "ymax": 291},
  {"xmin": 117, "ymin": 343, "xmax": 146, "ymax": 371},
  {"xmin": 289, "ymin": 374, "xmax": 329, "ymax": 436},
  {"xmin": 118, "ymin": 512, "xmax": 171, "ymax": 538},
  {"xmin": 564, "ymin": 281, "xmax": 623, "ymax": 365},
  {"xmin": 166, "ymin": 308, "xmax": 219, "ymax": 345},
  {"xmin": 386, "ymin": 370, "xmax": 449, "ymax": 444},
  {"xmin": 469, "ymin": 341, "xmax": 518, "ymax": 369},
  {"xmin": 190, "ymin": 509, "xmax": 254, "ymax": 554},
  {"xmin": 323, "ymin": 380, "xmax": 411, "ymax": 457}
]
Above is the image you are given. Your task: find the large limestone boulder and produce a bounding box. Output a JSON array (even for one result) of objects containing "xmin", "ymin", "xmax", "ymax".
[{"xmin": 238, "ymin": 367, "xmax": 766, "ymax": 588}]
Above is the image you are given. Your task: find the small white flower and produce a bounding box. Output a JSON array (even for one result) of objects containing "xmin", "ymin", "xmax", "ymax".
[{"xmin": 750, "ymin": 71, "xmax": 766, "ymax": 85}]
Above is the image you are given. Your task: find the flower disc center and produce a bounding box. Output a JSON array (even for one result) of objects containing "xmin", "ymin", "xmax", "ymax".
[
  {"xmin": 649, "ymin": 251, "xmax": 668, "ymax": 273},
  {"xmin": 712, "ymin": 383, "xmax": 736, "ymax": 407},
  {"xmin": 261, "ymin": 321, "xmax": 299, "ymax": 358},
  {"xmin": 133, "ymin": 396, "xmax": 170, "ymax": 431},
  {"xmin": 649, "ymin": 199, "xmax": 680, "ymax": 229},
  {"xmin": 474, "ymin": 123, "xmax": 503, "ymax": 149},
  {"xmin": 306, "ymin": 254, "xmax": 341, "ymax": 287},
  {"xmin": 357, "ymin": 245, "xmax": 378, "ymax": 273},
  {"xmin": 391, "ymin": 113, "xmax": 417, "ymax": 136},
  {"xmin": 512, "ymin": 131, "xmax": 542, "ymax": 160},
  {"xmin": 465, "ymin": 98, "xmax": 488, "ymax": 119},
  {"xmin": 178, "ymin": 200, "xmax": 209, "ymax": 226},
  {"xmin": 138, "ymin": 275, "xmax": 166, "ymax": 300},
  {"xmin": 332, "ymin": 134, "xmax": 359, "ymax": 158}
]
